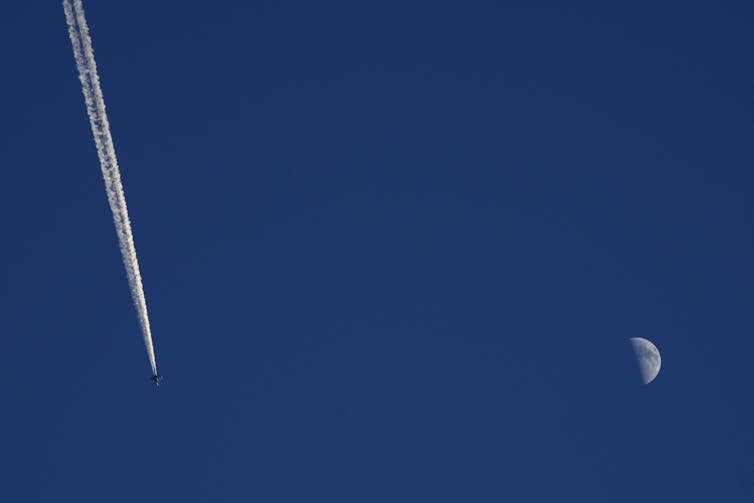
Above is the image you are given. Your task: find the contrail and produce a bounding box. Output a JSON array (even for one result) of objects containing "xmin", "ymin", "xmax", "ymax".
[{"xmin": 63, "ymin": 0, "xmax": 158, "ymax": 376}]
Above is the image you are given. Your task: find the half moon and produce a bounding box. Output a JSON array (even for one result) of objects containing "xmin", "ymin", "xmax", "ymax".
[{"xmin": 629, "ymin": 337, "xmax": 661, "ymax": 384}]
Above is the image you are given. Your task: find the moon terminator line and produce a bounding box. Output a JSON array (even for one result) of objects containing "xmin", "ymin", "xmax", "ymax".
[{"xmin": 629, "ymin": 337, "xmax": 661, "ymax": 384}]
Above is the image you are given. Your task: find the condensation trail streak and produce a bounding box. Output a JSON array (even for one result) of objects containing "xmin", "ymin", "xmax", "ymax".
[{"xmin": 63, "ymin": 0, "xmax": 158, "ymax": 375}]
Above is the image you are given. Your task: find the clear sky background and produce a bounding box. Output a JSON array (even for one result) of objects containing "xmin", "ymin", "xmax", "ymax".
[{"xmin": 2, "ymin": 1, "xmax": 754, "ymax": 501}]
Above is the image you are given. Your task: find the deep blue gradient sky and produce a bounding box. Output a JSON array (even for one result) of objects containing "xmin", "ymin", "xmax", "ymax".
[{"xmin": 2, "ymin": 1, "xmax": 754, "ymax": 501}]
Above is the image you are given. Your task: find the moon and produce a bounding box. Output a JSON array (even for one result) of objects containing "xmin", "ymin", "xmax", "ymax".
[{"xmin": 629, "ymin": 337, "xmax": 661, "ymax": 384}]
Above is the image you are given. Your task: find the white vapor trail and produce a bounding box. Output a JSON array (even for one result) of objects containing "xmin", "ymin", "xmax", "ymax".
[{"xmin": 63, "ymin": 0, "xmax": 158, "ymax": 375}]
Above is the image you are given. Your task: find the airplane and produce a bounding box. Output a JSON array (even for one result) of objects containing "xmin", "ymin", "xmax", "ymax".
[{"xmin": 150, "ymin": 374, "xmax": 162, "ymax": 387}]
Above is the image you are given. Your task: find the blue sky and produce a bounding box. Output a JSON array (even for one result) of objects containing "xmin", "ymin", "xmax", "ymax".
[{"xmin": 2, "ymin": 1, "xmax": 754, "ymax": 501}]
